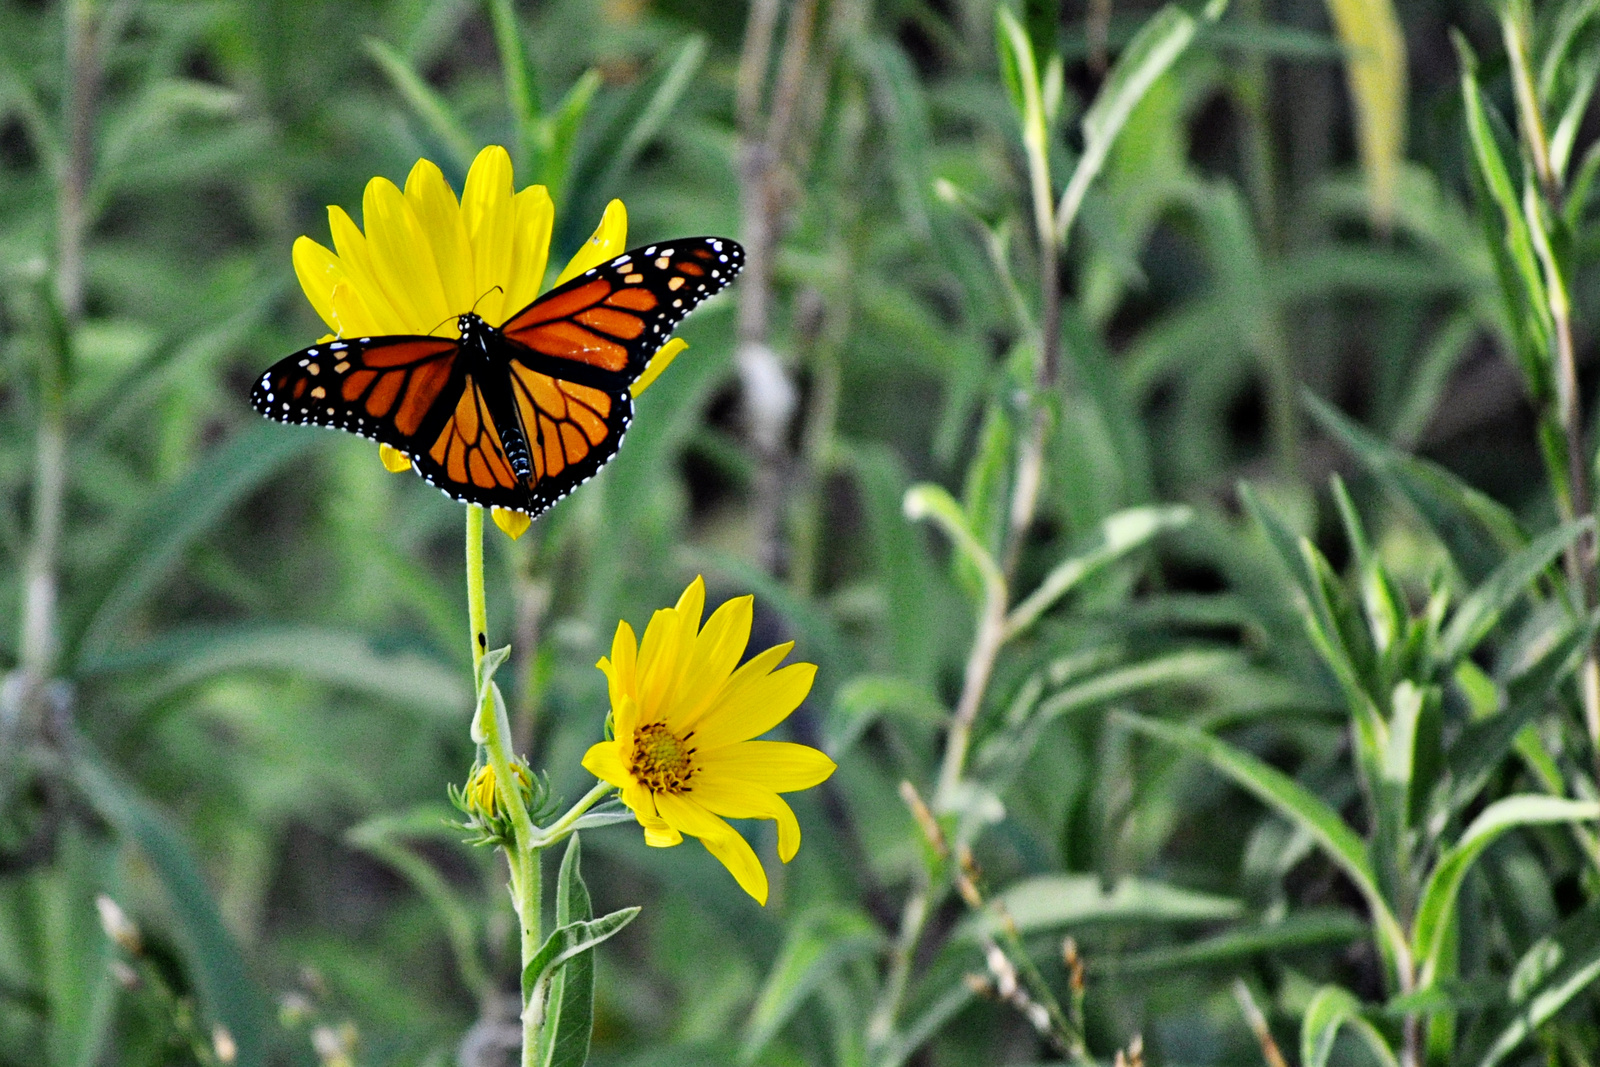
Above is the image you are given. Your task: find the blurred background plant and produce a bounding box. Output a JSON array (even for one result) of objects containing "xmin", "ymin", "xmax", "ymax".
[{"xmin": 2, "ymin": 0, "xmax": 1600, "ymax": 1064}]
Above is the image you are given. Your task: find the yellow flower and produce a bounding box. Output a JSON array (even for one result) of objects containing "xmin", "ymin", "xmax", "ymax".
[
  {"xmin": 290, "ymin": 145, "xmax": 678, "ymax": 540},
  {"xmin": 465, "ymin": 761, "xmax": 531, "ymax": 819},
  {"xmin": 581, "ymin": 577, "xmax": 836, "ymax": 904}
]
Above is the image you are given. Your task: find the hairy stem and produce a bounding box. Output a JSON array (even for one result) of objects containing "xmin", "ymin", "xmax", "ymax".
[{"xmin": 466, "ymin": 508, "xmax": 543, "ymax": 1065}]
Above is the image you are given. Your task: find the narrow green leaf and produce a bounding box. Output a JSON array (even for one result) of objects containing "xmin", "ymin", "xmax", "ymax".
[
  {"xmin": 71, "ymin": 753, "xmax": 266, "ymax": 1066},
  {"xmin": 1477, "ymin": 903, "xmax": 1600, "ymax": 1066},
  {"xmin": 825, "ymin": 675, "xmax": 946, "ymax": 756},
  {"xmin": 1005, "ymin": 505, "xmax": 1191, "ymax": 637},
  {"xmin": 1302, "ymin": 985, "xmax": 1400, "ymax": 1067},
  {"xmin": 364, "ymin": 37, "xmax": 476, "ymax": 172},
  {"xmin": 81, "ymin": 624, "xmax": 466, "ymax": 719},
  {"xmin": 595, "ymin": 36, "xmax": 706, "ymax": 195},
  {"xmin": 1117, "ymin": 712, "xmax": 1408, "ymax": 967},
  {"xmin": 1056, "ymin": 0, "xmax": 1226, "ymax": 242},
  {"xmin": 70, "ymin": 423, "xmax": 320, "ymax": 666},
  {"xmin": 960, "ymin": 873, "xmax": 1242, "ymax": 939},
  {"xmin": 1305, "ymin": 392, "xmax": 1524, "ymax": 582},
  {"xmin": 1438, "ymin": 519, "xmax": 1587, "ymax": 662},
  {"xmin": 540, "ymin": 68, "xmax": 601, "ymax": 204},
  {"xmin": 741, "ymin": 908, "xmax": 882, "ymax": 1062},
  {"xmin": 1099, "ymin": 910, "xmax": 1368, "ymax": 974},
  {"xmin": 904, "ymin": 483, "xmax": 1005, "ymax": 605},
  {"xmin": 487, "ymin": 0, "xmax": 539, "ymax": 158},
  {"xmin": 1415, "ymin": 796, "xmax": 1600, "ymax": 988},
  {"xmin": 347, "ymin": 811, "xmax": 490, "ymax": 999}
]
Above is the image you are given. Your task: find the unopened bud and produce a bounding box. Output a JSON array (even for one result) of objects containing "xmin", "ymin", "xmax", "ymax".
[
  {"xmin": 95, "ymin": 895, "xmax": 142, "ymax": 954},
  {"xmin": 212, "ymin": 1025, "xmax": 237, "ymax": 1064},
  {"xmin": 279, "ymin": 991, "xmax": 313, "ymax": 1028},
  {"xmin": 110, "ymin": 960, "xmax": 140, "ymax": 989},
  {"xmin": 1127, "ymin": 1034, "xmax": 1145, "ymax": 1067},
  {"xmin": 962, "ymin": 972, "xmax": 994, "ymax": 997}
]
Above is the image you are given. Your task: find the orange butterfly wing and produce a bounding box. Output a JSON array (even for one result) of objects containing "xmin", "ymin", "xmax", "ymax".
[{"xmin": 252, "ymin": 238, "xmax": 744, "ymax": 517}]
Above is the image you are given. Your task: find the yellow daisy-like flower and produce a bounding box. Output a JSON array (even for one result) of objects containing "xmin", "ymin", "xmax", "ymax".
[
  {"xmin": 582, "ymin": 577, "xmax": 836, "ymax": 904},
  {"xmin": 290, "ymin": 144, "xmax": 684, "ymax": 541}
]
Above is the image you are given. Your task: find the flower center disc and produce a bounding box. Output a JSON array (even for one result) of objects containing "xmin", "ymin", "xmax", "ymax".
[{"xmin": 630, "ymin": 722, "xmax": 695, "ymax": 793}]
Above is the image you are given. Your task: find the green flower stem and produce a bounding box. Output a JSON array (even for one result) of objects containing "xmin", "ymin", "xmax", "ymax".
[
  {"xmin": 465, "ymin": 506, "xmax": 544, "ymax": 1065},
  {"xmin": 530, "ymin": 779, "xmax": 616, "ymax": 849}
]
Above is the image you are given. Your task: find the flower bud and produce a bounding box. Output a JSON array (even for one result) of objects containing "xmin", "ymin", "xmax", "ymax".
[{"xmin": 95, "ymin": 895, "xmax": 142, "ymax": 955}]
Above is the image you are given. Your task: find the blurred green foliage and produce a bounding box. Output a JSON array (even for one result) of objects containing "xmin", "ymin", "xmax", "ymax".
[{"xmin": 2, "ymin": 0, "xmax": 1600, "ymax": 1064}]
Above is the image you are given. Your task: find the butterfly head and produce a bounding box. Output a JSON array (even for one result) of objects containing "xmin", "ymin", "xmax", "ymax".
[{"xmin": 456, "ymin": 311, "xmax": 495, "ymax": 351}]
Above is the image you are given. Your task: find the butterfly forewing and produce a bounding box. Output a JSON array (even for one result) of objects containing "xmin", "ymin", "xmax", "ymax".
[
  {"xmin": 251, "ymin": 235, "xmax": 744, "ymax": 518},
  {"xmin": 499, "ymin": 237, "xmax": 744, "ymax": 379},
  {"xmin": 250, "ymin": 336, "xmax": 461, "ymax": 443}
]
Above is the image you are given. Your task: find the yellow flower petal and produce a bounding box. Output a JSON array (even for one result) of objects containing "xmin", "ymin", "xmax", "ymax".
[
  {"xmin": 329, "ymin": 281, "xmax": 383, "ymax": 340},
  {"xmin": 690, "ymin": 778, "xmax": 803, "ymax": 862},
  {"xmin": 291, "ymin": 236, "xmax": 345, "ymax": 334},
  {"xmin": 631, "ymin": 338, "xmax": 687, "ymax": 398},
  {"xmin": 555, "ymin": 198, "xmax": 628, "ymax": 287},
  {"xmin": 363, "ymin": 176, "xmax": 452, "ymax": 334},
  {"xmin": 655, "ymin": 793, "xmax": 768, "ymax": 904},
  {"xmin": 697, "ymin": 740, "xmax": 837, "ymax": 793},
  {"xmin": 625, "ymin": 784, "xmax": 682, "ymax": 846},
  {"xmin": 614, "ymin": 692, "xmax": 640, "ymax": 748},
  {"xmin": 378, "ymin": 444, "xmax": 412, "ymax": 472},
  {"xmin": 461, "ymin": 146, "xmax": 516, "ymax": 326},
  {"xmin": 605, "ymin": 621, "xmax": 639, "ymax": 709},
  {"xmin": 673, "ymin": 594, "xmax": 754, "ymax": 726},
  {"xmin": 581, "ymin": 741, "xmax": 630, "ymax": 788},
  {"xmin": 492, "ymin": 507, "xmax": 531, "ymax": 539},
  {"xmin": 678, "ymin": 643, "xmax": 807, "ymax": 746},
  {"xmin": 636, "ymin": 607, "xmax": 684, "ymax": 726},
  {"xmin": 327, "ymin": 205, "xmax": 407, "ymax": 333},
  {"xmin": 403, "ymin": 158, "xmax": 477, "ymax": 319},
  {"xmin": 504, "ymin": 185, "xmax": 555, "ymax": 315}
]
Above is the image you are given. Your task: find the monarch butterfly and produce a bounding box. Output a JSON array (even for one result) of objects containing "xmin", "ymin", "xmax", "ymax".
[{"xmin": 251, "ymin": 237, "xmax": 744, "ymax": 516}]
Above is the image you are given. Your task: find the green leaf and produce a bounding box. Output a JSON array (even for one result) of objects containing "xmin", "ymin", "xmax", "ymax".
[
  {"xmin": 904, "ymin": 483, "xmax": 1005, "ymax": 606},
  {"xmin": 1305, "ymin": 392, "xmax": 1524, "ymax": 582},
  {"xmin": 347, "ymin": 809, "xmax": 490, "ymax": 1000},
  {"xmin": 486, "ymin": 0, "xmax": 539, "ymax": 159},
  {"xmin": 1476, "ymin": 903, "xmax": 1600, "ymax": 1066},
  {"xmin": 537, "ymin": 835, "xmax": 597, "ymax": 1067},
  {"xmin": 540, "ymin": 68, "xmax": 601, "ymax": 204},
  {"xmin": 1414, "ymin": 796, "xmax": 1600, "ymax": 989},
  {"xmin": 69, "ymin": 423, "xmax": 320, "ymax": 667},
  {"xmin": 741, "ymin": 907, "xmax": 883, "ymax": 1062},
  {"xmin": 875, "ymin": 984, "xmax": 974, "ymax": 1067},
  {"xmin": 1302, "ymin": 984, "xmax": 1400, "ymax": 1067},
  {"xmin": 1444, "ymin": 613, "xmax": 1597, "ymax": 809},
  {"xmin": 1056, "ymin": 0, "xmax": 1226, "ymax": 241},
  {"xmin": 81, "ymin": 625, "xmax": 466, "ymax": 719},
  {"xmin": 1005, "ymin": 505, "xmax": 1191, "ymax": 637},
  {"xmin": 364, "ymin": 37, "xmax": 476, "ymax": 173},
  {"xmin": 70, "ymin": 752, "xmax": 266, "ymax": 1066},
  {"xmin": 1116, "ymin": 712, "xmax": 1408, "ymax": 968},
  {"xmin": 1438, "ymin": 519, "xmax": 1587, "ymax": 662},
  {"xmin": 825, "ymin": 674, "xmax": 946, "ymax": 756},
  {"xmin": 960, "ymin": 873, "xmax": 1242, "ymax": 939},
  {"xmin": 1099, "ymin": 910, "xmax": 1368, "ymax": 974},
  {"xmin": 521, "ymin": 907, "xmax": 640, "ymax": 1007},
  {"xmin": 593, "ymin": 37, "xmax": 706, "ymax": 196}
]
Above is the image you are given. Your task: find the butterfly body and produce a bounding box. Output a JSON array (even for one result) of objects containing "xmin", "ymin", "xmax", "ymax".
[{"xmin": 252, "ymin": 237, "xmax": 743, "ymax": 517}]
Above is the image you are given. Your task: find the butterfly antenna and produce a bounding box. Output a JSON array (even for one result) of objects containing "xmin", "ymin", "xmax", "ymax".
[{"xmin": 471, "ymin": 286, "xmax": 504, "ymax": 315}]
